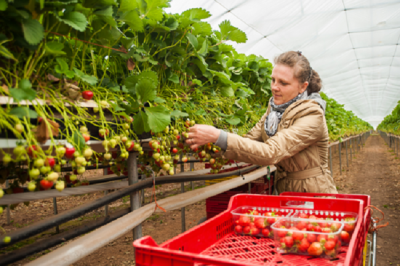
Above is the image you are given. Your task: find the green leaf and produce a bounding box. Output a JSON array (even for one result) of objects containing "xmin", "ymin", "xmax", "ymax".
[
  {"xmin": 168, "ymin": 73, "xmax": 179, "ymax": 84},
  {"xmin": 171, "ymin": 110, "xmax": 188, "ymax": 118},
  {"xmin": 154, "ymin": 97, "xmax": 166, "ymax": 103},
  {"xmin": 57, "ymin": 11, "xmax": 88, "ymax": 32},
  {"xmin": 144, "ymin": 0, "xmax": 168, "ymax": 21},
  {"xmin": 55, "ymin": 58, "xmax": 69, "ymax": 73},
  {"xmin": 192, "ymin": 22, "xmax": 212, "ymax": 36},
  {"xmin": 119, "ymin": 10, "xmax": 143, "ymax": 32},
  {"xmin": 22, "ymin": 19, "xmax": 44, "ymax": 45},
  {"xmin": 136, "ymin": 79, "xmax": 157, "ymax": 103},
  {"xmin": 120, "ymin": 0, "xmax": 138, "ymax": 11},
  {"xmin": 133, "ymin": 111, "xmax": 146, "ymax": 134},
  {"xmin": 191, "ymin": 79, "xmax": 202, "ymax": 86},
  {"xmin": 221, "ymin": 86, "xmax": 235, "ymax": 97},
  {"xmin": 182, "ymin": 8, "xmax": 211, "ymax": 20},
  {"xmin": 19, "ymin": 79, "xmax": 32, "ymax": 90},
  {"xmin": 9, "ymin": 107, "xmax": 38, "ymax": 119},
  {"xmin": 0, "ymin": 45, "xmax": 17, "ymax": 61},
  {"xmin": 73, "ymin": 68, "xmax": 98, "ymax": 85},
  {"xmin": 72, "ymin": 131, "xmax": 86, "ymax": 152},
  {"xmin": 45, "ymin": 42, "xmax": 66, "ymax": 56},
  {"xmin": 110, "ymin": 102, "xmax": 124, "ymax": 112},
  {"xmin": 195, "ymin": 109, "xmax": 206, "ymax": 116},
  {"xmin": 0, "ymin": 0, "xmax": 7, "ymax": 11},
  {"xmin": 219, "ymin": 20, "xmax": 247, "ymax": 43},
  {"xmin": 186, "ymin": 33, "xmax": 198, "ymax": 49},
  {"xmin": 198, "ymin": 39, "xmax": 208, "ymax": 56},
  {"xmin": 10, "ymin": 79, "xmax": 37, "ymax": 102},
  {"xmin": 225, "ymin": 117, "xmax": 241, "ymax": 125},
  {"xmin": 94, "ymin": 6, "xmax": 113, "ymax": 16},
  {"xmin": 145, "ymin": 105, "xmax": 171, "ymax": 133}
]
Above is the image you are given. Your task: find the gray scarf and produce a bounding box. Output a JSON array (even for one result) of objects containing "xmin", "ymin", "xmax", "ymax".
[{"xmin": 264, "ymin": 92, "xmax": 326, "ymax": 137}]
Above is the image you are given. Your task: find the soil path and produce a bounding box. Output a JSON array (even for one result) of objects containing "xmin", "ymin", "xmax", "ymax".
[{"xmin": 338, "ymin": 134, "xmax": 400, "ymax": 266}]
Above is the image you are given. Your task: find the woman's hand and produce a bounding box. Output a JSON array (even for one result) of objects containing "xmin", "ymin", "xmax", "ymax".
[{"xmin": 185, "ymin": 124, "xmax": 220, "ymax": 150}]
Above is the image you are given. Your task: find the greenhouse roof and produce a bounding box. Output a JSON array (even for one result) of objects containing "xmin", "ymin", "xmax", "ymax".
[{"xmin": 168, "ymin": 0, "xmax": 400, "ymax": 128}]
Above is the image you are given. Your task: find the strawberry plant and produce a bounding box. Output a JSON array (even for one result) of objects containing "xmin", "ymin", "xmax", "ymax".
[{"xmin": 377, "ymin": 100, "xmax": 400, "ymax": 135}]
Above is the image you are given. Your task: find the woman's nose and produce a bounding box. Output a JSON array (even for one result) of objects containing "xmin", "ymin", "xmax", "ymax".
[{"xmin": 271, "ymin": 82, "xmax": 279, "ymax": 92}]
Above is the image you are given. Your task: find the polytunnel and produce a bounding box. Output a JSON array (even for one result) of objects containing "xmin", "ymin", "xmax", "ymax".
[{"xmin": 168, "ymin": 0, "xmax": 400, "ymax": 128}]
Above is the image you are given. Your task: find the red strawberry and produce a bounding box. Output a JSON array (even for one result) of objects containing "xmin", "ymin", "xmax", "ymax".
[
  {"xmin": 235, "ymin": 225, "xmax": 243, "ymax": 234},
  {"xmin": 277, "ymin": 227, "xmax": 288, "ymax": 238},
  {"xmin": 254, "ymin": 218, "xmax": 266, "ymax": 229},
  {"xmin": 82, "ymin": 91, "xmax": 93, "ymax": 100},
  {"xmin": 344, "ymin": 223, "xmax": 355, "ymax": 233},
  {"xmin": 306, "ymin": 233, "xmax": 317, "ymax": 243},
  {"xmin": 321, "ymin": 227, "xmax": 332, "ymax": 233},
  {"xmin": 331, "ymin": 222, "xmax": 342, "ymax": 232},
  {"xmin": 238, "ymin": 215, "xmax": 251, "ymax": 226},
  {"xmin": 314, "ymin": 226, "xmax": 322, "ymax": 232},
  {"xmin": 262, "ymin": 228, "xmax": 270, "ymax": 237},
  {"xmin": 299, "ymin": 213, "xmax": 309, "ymax": 219},
  {"xmin": 324, "ymin": 240, "xmax": 336, "ymax": 251},
  {"xmin": 327, "ymin": 234, "xmax": 338, "ymax": 244},
  {"xmin": 281, "ymin": 236, "xmax": 294, "ymax": 248},
  {"xmin": 306, "ymin": 223, "xmax": 314, "ymax": 231},
  {"xmin": 340, "ymin": 231, "xmax": 350, "ymax": 243},
  {"xmin": 298, "ymin": 238, "xmax": 310, "ymax": 252},
  {"xmin": 308, "ymin": 242, "xmax": 323, "ymax": 256},
  {"xmin": 296, "ymin": 221, "xmax": 307, "ymax": 230},
  {"xmin": 317, "ymin": 234, "xmax": 327, "ymax": 243},
  {"xmin": 243, "ymin": 226, "xmax": 251, "ymax": 234},
  {"xmin": 292, "ymin": 231, "xmax": 305, "ymax": 242},
  {"xmin": 250, "ymin": 226, "xmax": 260, "ymax": 236}
]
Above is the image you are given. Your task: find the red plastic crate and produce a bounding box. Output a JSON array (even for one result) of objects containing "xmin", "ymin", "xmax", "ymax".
[
  {"xmin": 134, "ymin": 194, "xmax": 364, "ymax": 266},
  {"xmin": 280, "ymin": 192, "xmax": 371, "ymax": 266}
]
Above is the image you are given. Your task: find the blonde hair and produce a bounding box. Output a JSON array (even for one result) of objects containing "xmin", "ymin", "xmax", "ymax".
[{"xmin": 274, "ymin": 51, "xmax": 322, "ymax": 94}]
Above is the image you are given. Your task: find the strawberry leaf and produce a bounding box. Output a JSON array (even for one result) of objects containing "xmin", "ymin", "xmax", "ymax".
[
  {"xmin": 22, "ymin": 19, "xmax": 44, "ymax": 45},
  {"xmin": 145, "ymin": 105, "xmax": 170, "ymax": 133},
  {"xmin": 56, "ymin": 11, "xmax": 88, "ymax": 32}
]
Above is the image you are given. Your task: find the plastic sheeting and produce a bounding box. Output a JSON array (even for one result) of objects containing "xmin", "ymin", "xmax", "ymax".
[{"xmin": 167, "ymin": 0, "xmax": 400, "ymax": 128}]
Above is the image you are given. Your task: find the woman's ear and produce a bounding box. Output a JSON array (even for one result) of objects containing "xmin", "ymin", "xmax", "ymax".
[{"xmin": 299, "ymin": 81, "xmax": 308, "ymax": 94}]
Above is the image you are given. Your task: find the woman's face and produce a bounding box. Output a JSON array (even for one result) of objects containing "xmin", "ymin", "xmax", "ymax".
[{"xmin": 271, "ymin": 64, "xmax": 308, "ymax": 105}]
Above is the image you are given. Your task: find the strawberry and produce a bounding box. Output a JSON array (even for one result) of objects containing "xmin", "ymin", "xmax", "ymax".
[
  {"xmin": 45, "ymin": 157, "xmax": 55, "ymax": 168},
  {"xmin": 249, "ymin": 209, "xmax": 259, "ymax": 216},
  {"xmin": 296, "ymin": 221, "xmax": 307, "ymax": 230},
  {"xmin": 306, "ymin": 233, "xmax": 317, "ymax": 243},
  {"xmin": 82, "ymin": 91, "xmax": 93, "ymax": 100},
  {"xmin": 26, "ymin": 145, "xmax": 39, "ymax": 158},
  {"xmin": 321, "ymin": 228, "xmax": 332, "ymax": 233},
  {"xmin": 235, "ymin": 225, "xmax": 243, "ymax": 234},
  {"xmin": 299, "ymin": 213, "xmax": 309, "ymax": 219},
  {"xmin": 306, "ymin": 223, "xmax": 314, "ymax": 231},
  {"xmin": 324, "ymin": 240, "xmax": 336, "ymax": 251},
  {"xmin": 254, "ymin": 218, "xmax": 267, "ymax": 229},
  {"xmin": 317, "ymin": 234, "xmax": 327, "ymax": 243},
  {"xmin": 238, "ymin": 215, "xmax": 251, "ymax": 226},
  {"xmin": 172, "ymin": 148, "xmax": 178, "ymax": 154},
  {"xmin": 277, "ymin": 227, "xmax": 288, "ymax": 238},
  {"xmin": 344, "ymin": 223, "xmax": 355, "ymax": 233},
  {"xmin": 267, "ymin": 217, "xmax": 276, "ymax": 225},
  {"xmin": 340, "ymin": 230, "xmax": 350, "ymax": 243},
  {"xmin": 65, "ymin": 147, "xmax": 76, "ymax": 159},
  {"xmin": 262, "ymin": 228, "xmax": 270, "ymax": 237},
  {"xmin": 314, "ymin": 226, "xmax": 322, "ymax": 232},
  {"xmin": 250, "ymin": 226, "xmax": 260, "ymax": 236},
  {"xmin": 243, "ymin": 226, "xmax": 251, "ymax": 234},
  {"xmin": 331, "ymin": 222, "xmax": 342, "ymax": 232},
  {"xmin": 308, "ymin": 242, "xmax": 323, "ymax": 256},
  {"xmin": 281, "ymin": 236, "xmax": 294, "ymax": 248},
  {"xmin": 40, "ymin": 179, "xmax": 53, "ymax": 190},
  {"xmin": 292, "ymin": 231, "xmax": 305, "ymax": 242},
  {"xmin": 325, "ymin": 248, "xmax": 337, "ymax": 257},
  {"xmin": 298, "ymin": 238, "xmax": 310, "ymax": 252},
  {"xmin": 327, "ymin": 234, "xmax": 338, "ymax": 244}
]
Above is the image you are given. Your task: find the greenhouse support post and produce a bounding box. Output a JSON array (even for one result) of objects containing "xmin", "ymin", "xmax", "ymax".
[
  {"xmin": 180, "ymin": 154, "xmax": 186, "ymax": 233},
  {"xmin": 329, "ymin": 147, "xmax": 333, "ymax": 176},
  {"xmin": 5, "ymin": 180, "xmax": 10, "ymax": 225},
  {"xmin": 53, "ymin": 198, "xmax": 59, "ymax": 234},
  {"xmin": 128, "ymin": 152, "xmax": 141, "ymax": 240},
  {"xmin": 103, "ymin": 168, "xmax": 108, "ymax": 216},
  {"xmin": 190, "ymin": 159, "xmax": 194, "ymax": 190},
  {"xmin": 350, "ymin": 138, "xmax": 352, "ymax": 161}
]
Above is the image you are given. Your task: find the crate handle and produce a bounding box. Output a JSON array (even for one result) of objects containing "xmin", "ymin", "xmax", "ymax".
[{"xmin": 281, "ymin": 200, "xmax": 314, "ymax": 209}]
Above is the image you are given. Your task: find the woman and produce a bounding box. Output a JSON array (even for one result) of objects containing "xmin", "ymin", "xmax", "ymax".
[{"xmin": 186, "ymin": 51, "xmax": 337, "ymax": 194}]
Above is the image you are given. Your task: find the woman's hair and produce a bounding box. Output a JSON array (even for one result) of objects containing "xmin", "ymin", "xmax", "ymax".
[{"xmin": 274, "ymin": 51, "xmax": 322, "ymax": 94}]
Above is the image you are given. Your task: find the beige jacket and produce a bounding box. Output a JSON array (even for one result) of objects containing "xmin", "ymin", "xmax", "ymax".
[{"xmin": 222, "ymin": 99, "xmax": 337, "ymax": 194}]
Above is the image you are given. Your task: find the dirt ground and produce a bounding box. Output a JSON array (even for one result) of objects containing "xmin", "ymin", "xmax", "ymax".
[{"xmin": 1, "ymin": 134, "xmax": 399, "ymax": 265}]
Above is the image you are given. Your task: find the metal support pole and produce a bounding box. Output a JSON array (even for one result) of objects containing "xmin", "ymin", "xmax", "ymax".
[
  {"xmin": 128, "ymin": 152, "xmax": 141, "ymax": 240},
  {"xmin": 103, "ymin": 167, "xmax": 109, "ymax": 216},
  {"xmin": 339, "ymin": 142, "xmax": 342, "ymax": 175},
  {"xmin": 329, "ymin": 147, "xmax": 333, "ymax": 176},
  {"xmin": 5, "ymin": 180, "xmax": 10, "ymax": 225},
  {"xmin": 345, "ymin": 140, "xmax": 348, "ymax": 168},
  {"xmin": 53, "ymin": 198, "xmax": 59, "ymax": 234},
  {"xmin": 190, "ymin": 160, "xmax": 194, "ymax": 190},
  {"xmin": 180, "ymin": 155, "xmax": 186, "ymax": 233}
]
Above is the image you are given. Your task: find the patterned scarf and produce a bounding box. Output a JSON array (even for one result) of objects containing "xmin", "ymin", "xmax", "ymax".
[{"xmin": 264, "ymin": 91, "xmax": 308, "ymax": 137}]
